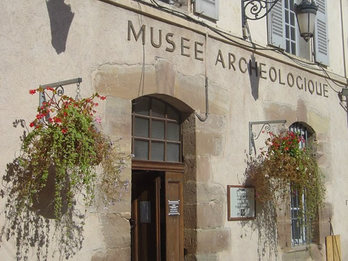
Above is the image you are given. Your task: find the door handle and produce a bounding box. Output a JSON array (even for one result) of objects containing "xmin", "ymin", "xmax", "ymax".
[{"xmin": 129, "ymin": 218, "xmax": 136, "ymax": 229}]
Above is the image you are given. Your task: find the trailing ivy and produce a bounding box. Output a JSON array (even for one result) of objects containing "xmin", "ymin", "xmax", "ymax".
[{"xmin": 0, "ymin": 88, "xmax": 128, "ymax": 260}]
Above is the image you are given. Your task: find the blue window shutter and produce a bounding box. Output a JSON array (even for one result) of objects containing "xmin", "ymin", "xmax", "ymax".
[
  {"xmin": 315, "ymin": 0, "xmax": 329, "ymax": 65},
  {"xmin": 194, "ymin": 0, "xmax": 219, "ymax": 21},
  {"xmin": 267, "ymin": 0, "xmax": 285, "ymax": 49}
]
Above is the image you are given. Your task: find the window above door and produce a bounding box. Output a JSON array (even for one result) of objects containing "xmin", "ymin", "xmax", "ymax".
[{"xmin": 132, "ymin": 97, "xmax": 182, "ymax": 163}]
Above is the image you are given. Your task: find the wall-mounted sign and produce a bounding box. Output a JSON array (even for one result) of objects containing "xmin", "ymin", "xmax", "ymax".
[
  {"xmin": 227, "ymin": 185, "xmax": 255, "ymax": 221},
  {"xmin": 168, "ymin": 200, "xmax": 180, "ymax": 216}
]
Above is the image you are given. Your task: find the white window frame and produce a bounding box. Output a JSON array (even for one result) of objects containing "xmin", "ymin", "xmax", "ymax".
[{"xmin": 284, "ymin": 0, "xmax": 297, "ymax": 55}]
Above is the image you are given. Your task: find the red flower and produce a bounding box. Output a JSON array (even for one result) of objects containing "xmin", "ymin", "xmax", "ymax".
[
  {"xmin": 285, "ymin": 147, "xmax": 289, "ymax": 151},
  {"xmin": 94, "ymin": 102, "xmax": 99, "ymax": 106},
  {"xmin": 54, "ymin": 117, "xmax": 62, "ymax": 123},
  {"xmin": 48, "ymin": 118, "xmax": 53, "ymax": 123},
  {"xmin": 29, "ymin": 122, "xmax": 35, "ymax": 127},
  {"xmin": 100, "ymin": 96, "xmax": 106, "ymax": 100},
  {"xmin": 36, "ymin": 113, "xmax": 44, "ymax": 120},
  {"xmin": 61, "ymin": 128, "xmax": 68, "ymax": 134},
  {"xmin": 29, "ymin": 89, "xmax": 36, "ymax": 95},
  {"xmin": 46, "ymin": 87, "xmax": 54, "ymax": 91}
]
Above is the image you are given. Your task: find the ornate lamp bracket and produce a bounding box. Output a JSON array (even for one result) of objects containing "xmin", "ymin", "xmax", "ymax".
[
  {"xmin": 39, "ymin": 77, "xmax": 82, "ymax": 106},
  {"xmin": 249, "ymin": 120, "xmax": 286, "ymax": 155},
  {"xmin": 242, "ymin": 0, "xmax": 281, "ymax": 26}
]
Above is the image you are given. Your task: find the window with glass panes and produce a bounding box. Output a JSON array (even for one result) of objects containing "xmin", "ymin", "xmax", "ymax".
[
  {"xmin": 268, "ymin": 0, "xmax": 328, "ymax": 63},
  {"xmin": 289, "ymin": 123, "xmax": 310, "ymax": 246},
  {"xmin": 132, "ymin": 97, "xmax": 182, "ymax": 162},
  {"xmin": 284, "ymin": 0, "xmax": 297, "ymax": 55}
]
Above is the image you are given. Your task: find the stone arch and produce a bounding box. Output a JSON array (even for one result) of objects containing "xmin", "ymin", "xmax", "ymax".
[{"xmin": 130, "ymin": 94, "xmax": 198, "ymax": 260}]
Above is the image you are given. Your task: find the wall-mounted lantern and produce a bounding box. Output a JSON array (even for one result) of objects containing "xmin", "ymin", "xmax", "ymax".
[
  {"xmin": 294, "ymin": 0, "xmax": 318, "ymax": 42},
  {"xmin": 242, "ymin": 0, "xmax": 318, "ymax": 42}
]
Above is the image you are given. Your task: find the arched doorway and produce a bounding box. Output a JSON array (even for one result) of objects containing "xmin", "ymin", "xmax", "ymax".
[{"xmin": 131, "ymin": 96, "xmax": 185, "ymax": 261}]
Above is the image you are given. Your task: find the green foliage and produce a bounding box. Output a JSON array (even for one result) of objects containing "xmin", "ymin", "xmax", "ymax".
[
  {"xmin": 0, "ymin": 88, "xmax": 128, "ymax": 260},
  {"xmin": 245, "ymin": 130, "xmax": 325, "ymax": 246}
]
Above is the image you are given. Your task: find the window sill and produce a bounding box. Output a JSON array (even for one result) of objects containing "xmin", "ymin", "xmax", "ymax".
[
  {"xmin": 286, "ymin": 243, "xmax": 322, "ymax": 253},
  {"xmin": 287, "ymin": 245, "xmax": 308, "ymax": 253},
  {"xmin": 136, "ymin": 0, "xmax": 189, "ymax": 14}
]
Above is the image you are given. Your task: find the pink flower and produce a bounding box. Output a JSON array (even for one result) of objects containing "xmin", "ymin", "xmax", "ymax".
[{"xmin": 95, "ymin": 116, "xmax": 102, "ymax": 124}]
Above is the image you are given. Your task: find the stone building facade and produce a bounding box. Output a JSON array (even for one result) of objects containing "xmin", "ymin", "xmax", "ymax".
[{"xmin": 1, "ymin": 0, "xmax": 348, "ymax": 260}]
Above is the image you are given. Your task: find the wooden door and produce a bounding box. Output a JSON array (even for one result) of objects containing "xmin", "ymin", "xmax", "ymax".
[
  {"xmin": 131, "ymin": 173, "xmax": 161, "ymax": 261},
  {"xmin": 131, "ymin": 171, "xmax": 184, "ymax": 261},
  {"xmin": 165, "ymin": 172, "xmax": 184, "ymax": 261}
]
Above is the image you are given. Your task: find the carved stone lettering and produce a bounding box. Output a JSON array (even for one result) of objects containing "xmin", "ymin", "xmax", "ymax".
[{"xmin": 126, "ymin": 20, "xmax": 330, "ymax": 98}]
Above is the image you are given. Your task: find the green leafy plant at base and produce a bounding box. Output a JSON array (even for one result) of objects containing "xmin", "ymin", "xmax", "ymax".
[
  {"xmin": 0, "ymin": 88, "xmax": 128, "ymax": 260},
  {"xmin": 244, "ymin": 130, "xmax": 325, "ymax": 253}
]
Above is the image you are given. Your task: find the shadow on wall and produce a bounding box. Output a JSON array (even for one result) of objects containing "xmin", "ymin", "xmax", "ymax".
[
  {"xmin": 0, "ymin": 119, "xmax": 85, "ymax": 260},
  {"xmin": 46, "ymin": 0, "xmax": 74, "ymax": 54},
  {"xmin": 248, "ymin": 53, "xmax": 260, "ymax": 101}
]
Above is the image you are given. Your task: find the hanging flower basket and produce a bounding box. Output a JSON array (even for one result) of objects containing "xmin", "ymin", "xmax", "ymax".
[
  {"xmin": 0, "ymin": 87, "xmax": 128, "ymax": 260},
  {"xmin": 245, "ymin": 130, "xmax": 325, "ymax": 227}
]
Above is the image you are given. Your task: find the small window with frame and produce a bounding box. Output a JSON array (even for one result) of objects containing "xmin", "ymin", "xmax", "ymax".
[
  {"xmin": 289, "ymin": 122, "xmax": 317, "ymax": 246},
  {"xmin": 132, "ymin": 97, "xmax": 182, "ymax": 163}
]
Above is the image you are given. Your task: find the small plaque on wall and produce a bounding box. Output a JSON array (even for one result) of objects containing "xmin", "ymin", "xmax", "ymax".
[
  {"xmin": 168, "ymin": 200, "xmax": 180, "ymax": 216},
  {"xmin": 227, "ymin": 185, "xmax": 256, "ymax": 221}
]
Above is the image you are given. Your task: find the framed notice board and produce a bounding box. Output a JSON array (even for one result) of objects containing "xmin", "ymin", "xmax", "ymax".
[{"xmin": 227, "ymin": 185, "xmax": 256, "ymax": 221}]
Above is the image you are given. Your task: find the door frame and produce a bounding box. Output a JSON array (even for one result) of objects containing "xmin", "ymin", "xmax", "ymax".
[
  {"xmin": 132, "ymin": 160, "xmax": 184, "ymax": 172},
  {"xmin": 131, "ymin": 160, "xmax": 184, "ymax": 261}
]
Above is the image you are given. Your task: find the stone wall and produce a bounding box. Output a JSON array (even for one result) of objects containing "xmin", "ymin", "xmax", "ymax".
[{"xmin": 1, "ymin": 0, "xmax": 348, "ymax": 260}]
